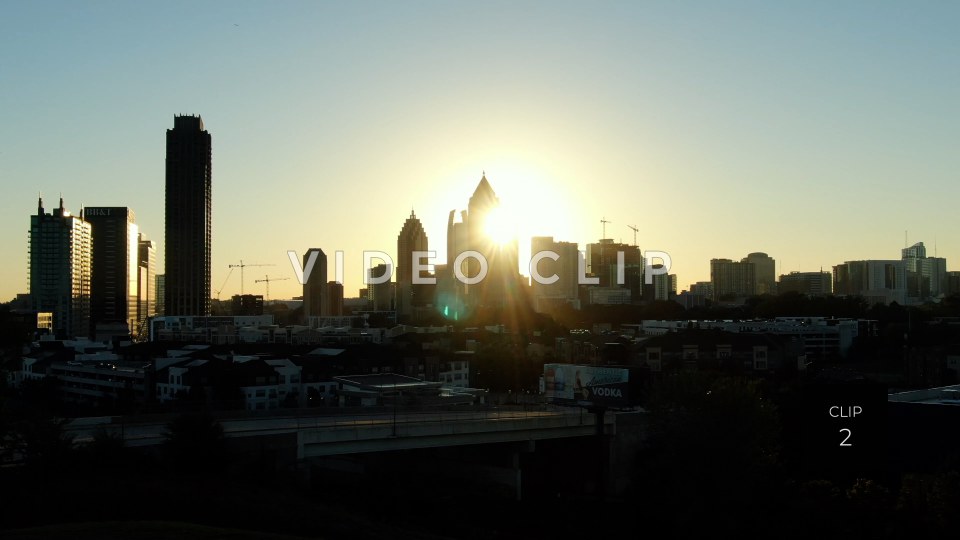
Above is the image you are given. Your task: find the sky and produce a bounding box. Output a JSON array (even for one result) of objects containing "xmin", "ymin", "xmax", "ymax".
[{"xmin": 2, "ymin": 0, "xmax": 958, "ymax": 303}]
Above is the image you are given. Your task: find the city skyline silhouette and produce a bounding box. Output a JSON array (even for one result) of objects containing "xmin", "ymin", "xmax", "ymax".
[{"xmin": 2, "ymin": 2, "xmax": 957, "ymax": 302}]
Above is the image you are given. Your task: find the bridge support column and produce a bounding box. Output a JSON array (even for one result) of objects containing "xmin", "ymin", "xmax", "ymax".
[{"xmin": 511, "ymin": 440, "xmax": 535, "ymax": 501}]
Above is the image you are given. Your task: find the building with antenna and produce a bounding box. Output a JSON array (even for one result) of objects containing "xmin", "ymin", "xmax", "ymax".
[
  {"xmin": 443, "ymin": 174, "xmax": 520, "ymax": 311},
  {"xmin": 29, "ymin": 195, "xmax": 92, "ymax": 338}
]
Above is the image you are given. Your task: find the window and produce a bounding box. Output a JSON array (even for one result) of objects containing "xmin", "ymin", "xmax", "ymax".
[{"xmin": 255, "ymin": 389, "xmax": 265, "ymax": 397}]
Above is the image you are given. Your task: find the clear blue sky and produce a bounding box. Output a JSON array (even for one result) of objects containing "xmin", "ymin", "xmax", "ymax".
[{"xmin": 2, "ymin": 1, "xmax": 958, "ymax": 301}]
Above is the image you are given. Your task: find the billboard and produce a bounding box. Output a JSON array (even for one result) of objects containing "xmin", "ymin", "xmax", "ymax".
[{"xmin": 543, "ymin": 364, "xmax": 630, "ymax": 407}]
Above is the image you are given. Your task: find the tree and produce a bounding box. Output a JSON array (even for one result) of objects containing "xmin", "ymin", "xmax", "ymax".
[
  {"xmin": 634, "ymin": 373, "xmax": 782, "ymax": 537},
  {"xmin": 81, "ymin": 427, "xmax": 127, "ymax": 471},
  {"xmin": 164, "ymin": 413, "xmax": 227, "ymax": 474}
]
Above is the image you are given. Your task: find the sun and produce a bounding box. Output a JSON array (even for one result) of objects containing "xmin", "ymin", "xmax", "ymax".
[{"xmin": 484, "ymin": 206, "xmax": 516, "ymax": 245}]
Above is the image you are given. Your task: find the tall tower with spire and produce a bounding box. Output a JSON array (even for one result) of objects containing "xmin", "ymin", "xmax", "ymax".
[
  {"xmin": 29, "ymin": 195, "xmax": 92, "ymax": 338},
  {"xmin": 457, "ymin": 174, "xmax": 520, "ymax": 310},
  {"xmin": 397, "ymin": 210, "xmax": 428, "ymax": 318}
]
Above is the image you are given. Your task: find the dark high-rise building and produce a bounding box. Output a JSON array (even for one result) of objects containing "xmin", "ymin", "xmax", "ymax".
[
  {"xmin": 440, "ymin": 210, "xmax": 468, "ymax": 317},
  {"xmin": 460, "ymin": 175, "xmax": 520, "ymax": 308},
  {"xmin": 531, "ymin": 236, "xmax": 581, "ymax": 313},
  {"xmin": 29, "ymin": 196, "xmax": 92, "ymax": 338},
  {"xmin": 85, "ymin": 207, "xmax": 139, "ymax": 339},
  {"xmin": 397, "ymin": 210, "xmax": 428, "ymax": 317},
  {"xmin": 946, "ymin": 271, "xmax": 960, "ymax": 296},
  {"xmin": 326, "ymin": 281, "xmax": 344, "ymax": 316},
  {"xmin": 164, "ymin": 115, "xmax": 212, "ymax": 316},
  {"xmin": 368, "ymin": 264, "xmax": 395, "ymax": 311},
  {"xmin": 586, "ymin": 239, "xmax": 642, "ymax": 301},
  {"xmin": 155, "ymin": 274, "xmax": 165, "ymax": 316},
  {"xmin": 302, "ymin": 248, "xmax": 328, "ymax": 320}
]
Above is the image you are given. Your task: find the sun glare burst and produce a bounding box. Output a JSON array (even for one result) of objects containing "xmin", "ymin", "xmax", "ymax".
[{"xmin": 484, "ymin": 206, "xmax": 516, "ymax": 245}]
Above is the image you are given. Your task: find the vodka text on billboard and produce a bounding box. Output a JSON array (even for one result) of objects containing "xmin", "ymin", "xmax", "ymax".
[{"xmin": 543, "ymin": 364, "xmax": 629, "ymax": 406}]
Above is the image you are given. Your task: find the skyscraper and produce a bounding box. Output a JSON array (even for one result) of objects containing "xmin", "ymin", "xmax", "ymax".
[
  {"xmin": 369, "ymin": 264, "xmax": 394, "ymax": 311},
  {"xmin": 440, "ymin": 209, "xmax": 469, "ymax": 316},
  {"xmin": 85, "ymin": 206, "xmax": 139, "ymax": 339},
  {"xmin": 397, "ymin": 210, "xmax": 428, "ymax": 317},
  {"xmin": 325, "ymin": 281, "xmax": 344, "ymax": 316},
  {"xmin": 651, "ymin": 266, "xmax": 677, "ymax": 301},
  {"xmin": 531, "ymin": 236, "xmax": 580, "ymax": 313},
  {"xmin": 138, "ymin": 234, "xmax": 157, "ymax": 328},
  {"xmin": 833, "ymin": 260, "xmax": 906, "ymax": 305},
  {"xmin": 902, "ymin": 242, "xmax": 947, "ymax": 301},
  {"xmin": 302, "ymin": 248, "xmax": 328, "ymax": 320},
  {"xmin": 164, "ymin": 115, "xmax": 212, "ymax": 316},
  {"xmin": 710, "ymin": 258, "xmax": 756, "ymax": 300},
  {"xmin": 742, "ymin": 252, "xmax": 776, "ymax": 295},
  {"xmin": 155, "ymin": 274, "xmax": 165, "ymax": 316},
  {"xmin": 29, "ymin": 196, "xmax": 92, "ymax": 338},
  {"xmin": 586, "ymin": 239, "xmax": 642, "ymax": 301},
  {"xmin": 462, "ymin": 175, "xmax": 519, "ymax": 308}
]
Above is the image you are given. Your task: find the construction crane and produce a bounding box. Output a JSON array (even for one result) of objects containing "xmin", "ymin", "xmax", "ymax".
[
  {"xmin": 600, "ymin": 217, "xmax": 612, "ymax": 239},
  {"xmin": 254, "ymin": 275, "xmax": 289, "ymax": 302},
  {"xmin": 215, "ymin": 266, "xmax": 235, "ymax": 301},
  {"xmin": 627, "ymin": 224, "xmax": 639, "ymax": 246},
  {"xmin": 228, "ymin": 260, "xmax": 274, "ymax": 295}
]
